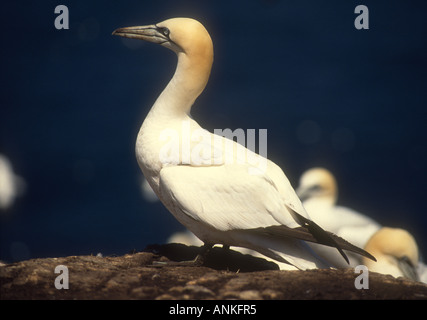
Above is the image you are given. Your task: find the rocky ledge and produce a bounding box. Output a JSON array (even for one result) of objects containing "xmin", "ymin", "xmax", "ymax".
[{"xmin": 1, "ymin": 243, "xmax": 426, "ymax": 300}]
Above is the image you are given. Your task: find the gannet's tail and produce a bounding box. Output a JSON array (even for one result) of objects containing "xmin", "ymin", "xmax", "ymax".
[
  {"xmin": 227, "ymin": 210, "xmax": 376, "ymax": 270},
  {"xmin": 230, "ymin": 230, "xmax": 333, "ymax": 270},
  {"xmin": 285, "ymin": 208, "xmax": 376, "ymax": 264},
  {"xmin": 245, "ymin": 224, "xmax": 376, "ymax": 267}
]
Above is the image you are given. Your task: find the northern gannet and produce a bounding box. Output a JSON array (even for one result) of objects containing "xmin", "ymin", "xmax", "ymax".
[
  {"xmin": 363, "ymin": 227, "xmax": 421, "ymax": 281},
  {"xmin": 112, "ymin": 18, "xmax": 375, "ymax": 270}
]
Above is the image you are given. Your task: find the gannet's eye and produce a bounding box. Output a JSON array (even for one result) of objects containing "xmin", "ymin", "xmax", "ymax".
[{"xmin": 159, "ymin": 27, "xmax": 170, "ymax": 37}]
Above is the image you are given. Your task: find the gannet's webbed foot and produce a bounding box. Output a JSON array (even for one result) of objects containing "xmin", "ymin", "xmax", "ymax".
[{"xmin": 151, "ymin": 243, "xmax": 213, "ymax": 267}]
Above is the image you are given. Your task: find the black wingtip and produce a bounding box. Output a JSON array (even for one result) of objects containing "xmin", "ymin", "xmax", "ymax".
[
  {"xmin": 287, "ymin": 207, "xmax": 348, "ymax": 263},
  {"xmin": 287, "ymin": 206, "xmax": 376, "ymax": 264}
]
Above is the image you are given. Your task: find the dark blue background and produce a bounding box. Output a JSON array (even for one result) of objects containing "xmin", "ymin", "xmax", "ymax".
[{"xmin": 1, "ymin": 0, "xmax": 426, "ymax": 262}]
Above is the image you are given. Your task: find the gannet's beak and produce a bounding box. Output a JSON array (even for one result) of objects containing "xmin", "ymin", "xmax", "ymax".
[
  {"xmin": 397, "ymin": 256, "xmax": 419, "ymax": 281},
  {"xmin": 112, "ymin": 25, "xmax": 170, "ymax": 45},
  {"xmin": 296, "ymin": 185, "xmax": 321, "ymax": 202}
]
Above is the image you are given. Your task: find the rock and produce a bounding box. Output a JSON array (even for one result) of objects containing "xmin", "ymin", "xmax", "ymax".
[
  {"xmin": 1, "ymin": 243, "xmax": 427, "ymax": 300},
  {"xmin": 238, "ymin": 290, "xmax": 262, "ymax": 300}
]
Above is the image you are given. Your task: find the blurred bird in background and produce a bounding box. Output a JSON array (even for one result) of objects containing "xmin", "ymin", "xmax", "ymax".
[{"xmin": 296, "ymin": 167, "xmax": 426, "ymax": 282}]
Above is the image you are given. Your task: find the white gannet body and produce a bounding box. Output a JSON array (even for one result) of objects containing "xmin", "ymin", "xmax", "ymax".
[
  {"xmin": 113, "ymin": 18, "xmax": 375, "ymax": 270},
  {"xmin": 363, "ymin": 227, "xmax": 423, "ymax": 282},
  {"xmin": 296, "ymin": 167, "xmax": 381, "ymax": 266},
  {"xmin": 0, "ymin": 154, "xmax": 26, "ymax": 211}
]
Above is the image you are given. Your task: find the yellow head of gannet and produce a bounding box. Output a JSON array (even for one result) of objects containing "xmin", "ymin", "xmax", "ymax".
[
  {"xmin": 296, "ymin": 167, "xmax": 337, "ymax": 205},
  {"xmin": 363, "ymin": 227, "xmax": 420, "ymax": 281},
  {"xmin": 113, "ymin": 18, "xmax": 213, "ymax": 108}
]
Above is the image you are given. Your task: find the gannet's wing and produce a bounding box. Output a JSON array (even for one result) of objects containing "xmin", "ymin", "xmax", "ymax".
[
  {"xmin": 159, "ymin": 163, "xmax": 293, "ymax": 230},
  {"xmin": 158, "ymin": 163, "xmax": 376, "ymax": 264},
  {"xmin": 173, "ymin": 127, "xmax": 314, "ymax": 228},
  {"xmin": 159, "ymin": 163, "xmax": 332, "ymax": 269}
]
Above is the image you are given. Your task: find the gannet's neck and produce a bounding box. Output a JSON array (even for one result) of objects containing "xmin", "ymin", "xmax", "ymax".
[
  {"xmin": 149, "ymin": 45, "xmax": 213, "ymax": 119},
  {"xmin": 136, "ymin": 37, "xmax": 213, "ymax": 182}
]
